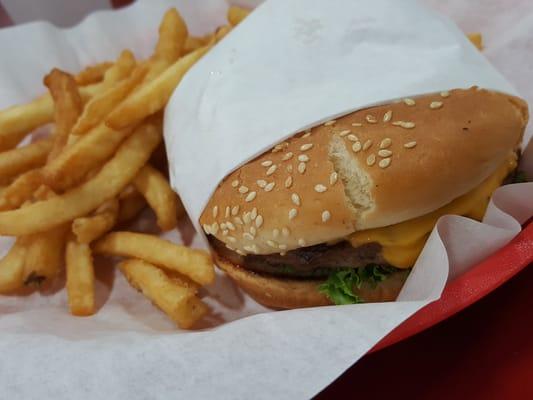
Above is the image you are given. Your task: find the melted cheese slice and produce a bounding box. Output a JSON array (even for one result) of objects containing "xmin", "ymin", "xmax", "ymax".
[{"xmin": 347, "ymin": 155, "xmax": 517, "ymax": 268}]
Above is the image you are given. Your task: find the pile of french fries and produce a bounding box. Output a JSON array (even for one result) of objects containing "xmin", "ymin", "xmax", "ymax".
[{"xmin": 0, "ymin": 6, "xmax": 249, "ymax": 329}]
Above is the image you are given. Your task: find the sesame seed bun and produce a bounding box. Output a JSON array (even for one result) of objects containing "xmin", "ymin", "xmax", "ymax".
[
  {"xmin": 214, "ymin": 253, "xmax": 410, "ymax": 308},
  {"xmin": 200, "ymin": 87, "xmax": 528, "ymax": 256}
]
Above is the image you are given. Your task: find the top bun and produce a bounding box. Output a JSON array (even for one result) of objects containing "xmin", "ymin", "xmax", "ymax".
[{"xmin": 200, "ymin": 88, "xmax": 528, "ymax": 255}]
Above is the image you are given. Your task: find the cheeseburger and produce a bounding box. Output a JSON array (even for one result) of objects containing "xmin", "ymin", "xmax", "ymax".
[{"xmin": 200, "ymin": 88, "xmax": 528, "ymax": 308}]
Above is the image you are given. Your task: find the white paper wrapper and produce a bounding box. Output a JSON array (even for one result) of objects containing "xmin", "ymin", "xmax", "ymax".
[{"xmin": 0, "ymin": 1, "xmax": 531, "ymax": 399}]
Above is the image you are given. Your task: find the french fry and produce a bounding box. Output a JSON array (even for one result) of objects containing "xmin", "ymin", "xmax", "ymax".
[
  {"xmin": 75, "ymin": 62, "xmax": 113, "ymax": 85},
  {"xmin": 117, "ymin": 191, "xmax": 147, "ymax": 223},
  {"xmin": 0, "ymin": 137, "xmax": 53, "ymax": 183},
  {"xmin": 133, "ymin": 164, "xmax": 180, "ymax": 231},
  {"xmin": 44, "ymin": 69, "xmax": 83, "ymax": 160},
  {"xmin": 0, "ymin": 238, "xmax": 27, "ymax": 293},
  {"xmin": 0, "ymin": 120, "xmax": 162, "ymax": 236},
  {"xmin": 101, "ymin": 50, "xmax": 137, "ymax": 86},
  {"xmin": 227, "ymin": 5, "xmax": 250, "ymax": 26},
  {"xmin": 214, "ymin": 25, "xmax": 232, "ymax": 42},
  {"xmin": 106, "ymin": 45, "xmax": 211, "ymax": 130},
  {"xmin": 72, "ymin": 65, "xmax": 148, "ymax": 136},
  {"xmin": 119, "ymin": 258, "xmax": 208, "ymax": 329},
  {"xmin": 467, "ymin": 32, "xmax": 483, "ymax": 50},
  {"xmin": 66, "ymin": 236, "xmax": 95, "ymax": 316},
  {"xmin": 0, "ymin": 169, "xmax": 43, "ymax": 211},
  {"xmin": 22, "ymin": 224, "xmax": 68, "ymax": 286},
  {"xmin": 94, "ymin": 231, "xmax": 214, "ymax": 285},
  {"xmin": 72, "ymin": 198, "xmax": 119, "ymax": 243}
]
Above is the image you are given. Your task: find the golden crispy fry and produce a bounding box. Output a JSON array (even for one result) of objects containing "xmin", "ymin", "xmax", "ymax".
[
  {"xmin": 75, "ymin": 62, "xmax": 113, "ymax": 85},
  {"xmin": 119, "ymin": 258, "xmax": 208, "ymax": 329},
  {"xmin": 227, "ymin": 6, "xmax": 250, "ymax": 26},
  {"xmin": 0, "ymin": 169, "xmax": 43, "ymax": 211},
  {"xmin": 44, "ymin": 69, "xmax": 83, "ymax": 160},
  {"xmin": 117, "ymin": 192, "xmax": 147, "ymax": 223},
  {"xmin": 133, "ymin": 164, "xmax": 180, "ymax": 231},
  {"xmin": 106, "ymin": 45, "xmax": 211, "ymax": 130},
  {"xmin": 72, "ymin": 66, "xmax": 148, "ymax": 136},
  {"xmin": 94, "ymin": 231, "xmax": 214, "ymax": 285},
  {"xmin": 0, "ymin": 120, "xmax": 161, "ymax": 236},
  {"xmin": 22, "ymin": 224, "xmax": 68, "ymax": 286},
  {"xmin": 214, "ymin": 25, "xmax": 232, "ymax": 42},
  {"xmin": 467, "ymin": 32, "xmax": 483, "ymax": 50},
  {"xmin": 72, "ymin": 198, "xmax": 119, "ymax": 243},
  {"xmin": 154, "ymin": 8, "xmax": 188, "ymax": 63},
  {"xmin": 0, "ymin": 137, "xmax": 53, "ymax": 183},
  {"xmin": 183, "ymin": 36, "xmax": 207, "ymax": 54},
  {"xmin": 66, "ymin": 237, "xmax": 96, "ymax": 316},
  {"xmin": 0, "ymin": 238, "xmax": 27, "ymax": 293},
  {"xmin": 102, "ymin": 50, "xmax": 136, "ymax": 85}
]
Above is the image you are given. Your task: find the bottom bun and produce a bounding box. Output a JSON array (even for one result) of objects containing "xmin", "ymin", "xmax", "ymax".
[{"xmin": 214, "ymin": 254, "xmax": 409, "ymax": 309}]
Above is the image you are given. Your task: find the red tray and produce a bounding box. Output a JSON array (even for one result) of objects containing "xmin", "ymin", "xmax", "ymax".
[{"xmin": 370, "ymin": 220, "xmax": 533, "ymax": 353}]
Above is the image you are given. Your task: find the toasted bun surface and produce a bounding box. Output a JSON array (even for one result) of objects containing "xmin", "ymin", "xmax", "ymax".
[
  {"xmin": 200, "ymin": 88, "xmax": 528, "ymax": 255},
  {"xmin": 214, "ymin": 254, "xmax": 409, "ymax": 309}
]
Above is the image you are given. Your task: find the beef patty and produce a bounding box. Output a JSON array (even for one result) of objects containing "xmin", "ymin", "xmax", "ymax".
[{"xmin": 210, "ymin": 238, "xmax": 385, "ymax": 278}]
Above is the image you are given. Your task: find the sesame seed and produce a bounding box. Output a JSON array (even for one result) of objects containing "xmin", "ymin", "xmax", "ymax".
[
  {"xmin": 366, "ymin": 154, "xmax": 376, "ymax": 166},
  {"xmin": 231, "ymin": 180, "xmax": 239, "ymax": 188},
  {"xmin": 238, "ymin": 186, "xmax": 249, "ymax": 194},
  {"xmin": 330, "ymin": 172, "xmax": 338, "ymax": 185},
  {"xmin": 430, "ymin": 101, "xmax": 443, "ymax": 109},
  {"xmin": 255, "ymin": 215, "xmax": 263, "ymax": 228},
  {"xmin": 287, "ymin": 164, "xmax": 293, "ymax": 173},
  {"xmin": 298, "ymin": 162, "xmax": 306, "ymax": 174},
  {"xmin": 403, "ymin": 98, "xmax": 416, "ymax": 106},
  {"xmin": 236, "ymin": 249, "xmax": 246, "ymax": 256},
  {"xmin": 267, "ymin": 240, "xmax": 278, "ymax": 248},
  {"xmin": 282, "ymin": 152, "xmax": 293, "ymax": 161},
  {"xmin": 352, "ymin": 142, "xmax": 362, "ymax": 153},
  {"xmin": 266, "ymin": 165, "xmax": 277, "ymax": 176},
  {"xmin": 257, "ymin": 179, "xmax": 267, "ymax": 188},
  {"xmin": 278, "ymin": 244, "xmax": 287, "ymax": 250},
  {"xmin": 243, "ymin": 245, "xmax": 256, "ymax": 253},
  {"xmin": 298, "ymin": 238, "xmax": 306, "ymax": 246},
  {"xmin": 272, "ymin": 229, "xmax": 280, "ymax": 238},
  {"xmin": 261, "ymin": 160, "xmax": 273, "ymax": 167},
  {"xmin": 289, "ymin": 208, "xmax": 298, "ymax": 220},
  {"xmin": 339, "ymin": 129, "xmax": 351, "ymax": 137},
  {"xmin": 298, "ymin": 154, "xmax": 309, "ymax": 162},
  {"xmin": 324, "ymin": 119, "xmax": 336, "ymax": 126},
  {"xmin": 212, "ymin": 206, "xmax": 218, "ymax": 218},
  {"xmin": 366, "ymin": 114, "xmax": 377, "ymax": 123},
  {"xmin": 300, "ymin": 143, "xmax": 313, "ymax": 151},
  {"xmin": 220, "ymin": 222, "xmax": 227, "ymax": 230},
  {"xmin": 243, "ymin": 212, "xmax": 251, "ymax": 224},
  {"xmin": 383, "ymin": 110, "xmax": 393, "ymax": 122},
  {"xmin": 404, "ymin": 141, "xmax": 417, "ymax": 149},
  {"xmin": 279, "ymin": 252, "xmax": 287, "ymax": 256},
  {"xmin": 243, "ymin": 232, "xmax": 254, "ymax": 241},
  {"xmin": 227, "ymin": 236, "xmax": 237, "ymax": 243},
  {"xmin": 392, "ymin": 121, "xmax": 415, "ymax": 129},
  {"xmin": 226, "ymin": 221, "xmax": 236, "ymax": 231},
  {"xmin": 225, "ymin": 244, "xmax": 235, "ymax": 251},
  {"xmin": 314, "ymin": 184, "xmax": 327, "ymax": 193},
  {"xmin": 347, "ymin": 134, "xmax": 358, "ymax": 142},
  {"xmin": 272, "ymin": 145, "xmax": 282, "ymax": 153},
  {"xmin": 203, "ymin": 224, "xmax": 211, "ymax": 234},
  {"xmin": 211, "ymin": 222, "xmax": 219, "ymax": 234},
  {"xmin": 285, "ymin": 176, "xmax": 293, "ymax": 188},
  {"xmin": 379, "ymin": 158, "xmax": 392, "ymax": 168},
  {"xmin": 378, "ymin": 149, "xmax": 392, "ymax": 157},
  {"xmin": 440, "ymin": 91, "xmax": 450, "ymax": 98},
  {"xmin": 351, "ymin": 122, "xmax": 363, "ymax": 127},
  {"xmin": 225, "ymin": 206, "xmax": 230, "ymax": 218},
  {"xmin": 264, "ymin": 182, "xmax": 275, "ymax": 192},
  {"xmin": 222, "ymin": 229, "xmax": 228, "ymax": 236},
  {"xmin": 363, "ymin": 139, "xmax": 373, "ymax": 151},
  {"xmin": 234, "ymin": 217, "xmax": 244, "ymax": 225},
  {"xmin": 282, "ymin": 227, "xmax": 290, "ymax": 236},
  {"xmin": 322, "ymin": 210, "xmax": 331, "ymax": 222},
  {"xmin": 250, "ymin": 226, "xmax": 257, "ymax": 236},
  {"xmin": 245, "ymin": 191, "xmax": 257, "ymax": 202},
  {"xmin": 291, "ymin": 193, "xmax": 301, "ymax": 206},
  {"xmin": 251, "ymin": 207, "xmax": 257, "ymax": 220},
  {"xmin": 302, "ymin": 131, "xmax": 312, "ymax": 138},
  {"xmin": 380, "ymin": 138, "xmax": 392, "ymax": 149}
]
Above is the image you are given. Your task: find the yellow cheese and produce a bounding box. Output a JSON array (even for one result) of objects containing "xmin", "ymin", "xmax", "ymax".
[{"xmin": 347, "ymin": 155, "xmax": 517, "ymax": 268}]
